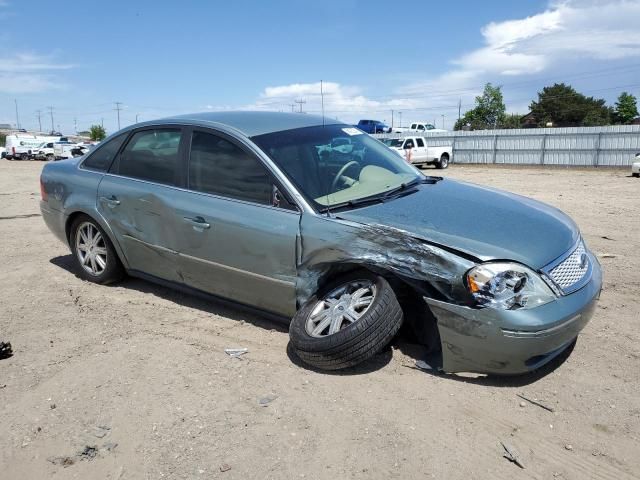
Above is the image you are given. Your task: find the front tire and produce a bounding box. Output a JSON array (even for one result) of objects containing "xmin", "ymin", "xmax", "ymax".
[
  {"xmin": 70, "ymin": 215, "xmax": 123, "ymax": 284},
  {"xmin": 289, "ymin": 271, "xmax": 403, "ymax": 371}
]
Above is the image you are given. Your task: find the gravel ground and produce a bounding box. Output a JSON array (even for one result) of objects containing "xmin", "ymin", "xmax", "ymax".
[{"xmin": 0, "ymin": 159, "xmax": 638, "ymax": 480}]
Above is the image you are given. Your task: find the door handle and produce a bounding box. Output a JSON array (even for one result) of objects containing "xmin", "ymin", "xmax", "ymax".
[
  {"xmin": 100, "ymin": 195, "xmax": 120, "ymax": 206},
  {"xmin": 183, "ymin": 216, "xmax": 211, "ymax": 230}
]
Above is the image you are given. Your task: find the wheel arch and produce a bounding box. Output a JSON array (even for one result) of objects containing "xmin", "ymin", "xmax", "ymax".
[{"xmin": 309, "ymin": 261, "xmax": 442, "ymax": 352}]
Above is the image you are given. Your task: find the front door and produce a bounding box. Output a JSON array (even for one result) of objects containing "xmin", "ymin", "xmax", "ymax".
[{"xmin": 175, "ymin": 129, "xmax": 300, "ymax": 317}]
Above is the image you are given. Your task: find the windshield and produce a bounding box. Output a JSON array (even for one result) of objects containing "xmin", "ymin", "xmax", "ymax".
[
  {"xmin": 380, "ymin": 138, "xmax": 403, "ymax": 148},
  {"xmin": 252, "ymin": 125, "xmax": 421, "ymax": 210}
]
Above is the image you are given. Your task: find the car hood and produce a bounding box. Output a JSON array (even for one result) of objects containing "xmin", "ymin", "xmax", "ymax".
[{"xmin": 336, "ymin": 179, "xmax": 579, "ymax": 270}]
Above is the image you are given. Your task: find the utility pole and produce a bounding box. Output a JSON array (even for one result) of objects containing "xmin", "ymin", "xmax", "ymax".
[
  {"xmin": 441, "ymin": 114, "xmax": 445, "ymax": 130},
  {"xmin": 74, "ymin": 117, "xmax": 78, "ymax": 134},
  {"xmin": 398, "ymin": 111, "xmax": 402, "ymax": 128},
  {"xmin": 47, "ymin": 106, "xmax": 55, "ymax": 132},
  {"xmin": 101, "ymin": 117, "xmax": 104, "ymax": 128},
  {"xmin": 458, "ymin": 99, "xmax": 462, "ymax": 123},
  {"xmin": 36, "ymin": 110, "xmax": 42, "ymax": 132},
  {"xmin": 135, "ymin": 113, "xmax": 140, "ymax": 123},
  {"xmin": 294, "ymin": 98, "xmax": 306, "ymax": 113},
  {"xmin": 391, "ymin": 110, "xmax": 394, "ymax": 128},
  {"xmin": 288, "ymin": 103, "xmax": 296, "ymax": 112},
  {"xmin": 114, "ymin": 102, "xmax": 123, "ymax": 130},
  {"xmin": 14, "ymin": 99, "xmax": 21, "ymax": 129}
]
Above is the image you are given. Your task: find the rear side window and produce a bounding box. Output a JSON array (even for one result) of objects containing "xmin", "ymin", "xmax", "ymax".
[
  {"xmin": 117, "ymin": 129, "xmax": 182, "ymax": 186},
  {"xmin": 82, "ymin": 132, "xmax": 128, "ymax": 172},
  {"xmin": 416, "ymin": 138, "xmax": 425, "ymax": 147},
  {"xmin": 189, "ymin": 131, "xmax": 272, "ymax": 205}
]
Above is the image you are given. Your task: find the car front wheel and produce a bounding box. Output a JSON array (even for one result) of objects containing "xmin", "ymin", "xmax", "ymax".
[
  {"xmin": 289, "ymin": 271, "xmax": 403, "ymax": 370},
  {"xmin": 70, "ymin": 215, "xmax": 123, "ymax": 284}
]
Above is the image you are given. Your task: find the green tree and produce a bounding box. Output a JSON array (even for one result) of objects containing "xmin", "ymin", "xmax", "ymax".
[
  {"xmin": 500, "ymin": 113, "xmax": 522, "ymax": 129},
  {"xmin": 89, "ymin": 124, "xmax": 106, "ymax": 141},
  {"xmin": 454, "ymin": 83, "xmax": 506, "ymax": 130},
  {"xmin": 529, "ymin": 83, "xmax": 611, "ymax": 127},
  {"xmin": 613, "ymin": 91, "xmax": 638, "ymax": 124}
]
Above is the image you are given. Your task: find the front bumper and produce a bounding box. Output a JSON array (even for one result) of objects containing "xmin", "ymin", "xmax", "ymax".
[{"xmin": 426, "ymin": 251, "xmax": 602, "ymax": 375}]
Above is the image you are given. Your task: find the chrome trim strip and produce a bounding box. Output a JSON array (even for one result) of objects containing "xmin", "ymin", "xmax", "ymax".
[
  {"xmin": 101, "ymin": 173, "xmax": 301, "ymax": 215},
  {"xmin": 122, "ymin": 234, "xmax": 178, "ymax": 255},
  {"xmin": 179, "ymin": 252, "xmax": 295, "ymax": 287},
  {"xmin": 501, "ymin": 314, "xmax": 582, "ymax": 338},
  {"xmin": 122, "ymin": 234, "xmax": 294, "ymax": 287}
]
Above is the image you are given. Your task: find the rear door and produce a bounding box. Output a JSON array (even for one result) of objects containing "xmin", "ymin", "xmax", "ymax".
[
  {"xmin": 175, "ymin": 128, "xmax": 300, "ymax": 316},
  {"xmin": 97, "ymin": 127, "xmax": 187, "ymax": 283}
]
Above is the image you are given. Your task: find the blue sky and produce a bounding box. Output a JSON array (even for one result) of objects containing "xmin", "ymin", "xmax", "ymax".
[{"xmin": 1, "ymin": 0, "xmax": 639, "ymax": 133}]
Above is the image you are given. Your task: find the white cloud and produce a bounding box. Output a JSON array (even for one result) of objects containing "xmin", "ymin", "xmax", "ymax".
[{"xmin": 0, "ymin": 53, "xmax": 72, "ymax": 93}]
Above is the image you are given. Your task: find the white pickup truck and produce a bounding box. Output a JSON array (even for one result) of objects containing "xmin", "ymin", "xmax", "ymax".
[
  {"xmin": 53, "ymin": 141, "xmax": 93, "ymax": 160},
  {"xmin": 381, "ymin": 136, "xmax": 452, "ymax": 169},
  {"xmin": 408, "ymin": 122, "xmax": 448, "ymax": 134}
]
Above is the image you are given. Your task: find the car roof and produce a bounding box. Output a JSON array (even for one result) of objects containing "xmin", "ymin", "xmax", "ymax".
[{"xmin": 160, "ymin": 111, "xmax": 343, "ymax": 137}]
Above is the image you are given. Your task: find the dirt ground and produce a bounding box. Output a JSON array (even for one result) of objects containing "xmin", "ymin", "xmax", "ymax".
[{"xmin": 0, "ymin": 159, "xmax": 638, "ymax": 480}]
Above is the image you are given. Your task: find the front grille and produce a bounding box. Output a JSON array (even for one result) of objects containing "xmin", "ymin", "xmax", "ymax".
[{"xmin": 548, "ymin": 242, "xmax": 589, "ymax": 292}]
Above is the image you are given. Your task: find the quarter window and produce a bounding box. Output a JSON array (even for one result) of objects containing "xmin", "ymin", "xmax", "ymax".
[
  {"xmin": 117, "ymin": 129, "xmax": 183, "ymax": 186},
  {"xmin": 82, "ymin": 132, "xmax": 128, "ymax": 172},
  {"xmin": 416, "ymin": 138, "xmax": 425, "ymax": 147},
  {"xmin": 189, "ymin": 131, "xmax": 272, "ymax": 205}
]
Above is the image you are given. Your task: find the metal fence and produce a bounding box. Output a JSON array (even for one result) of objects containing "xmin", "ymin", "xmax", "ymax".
[{"xmin": 375, "ymin": 125, "xmax": 640, "ymax": 167}]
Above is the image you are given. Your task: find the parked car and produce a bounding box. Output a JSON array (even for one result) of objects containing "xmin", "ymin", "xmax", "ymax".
[
  {"xmin": 355, "ymin": 119, "xmax": 391, "ymax": 134},
  {"xmin": 381, "ymin": 136, "xmax": 452, "ymax": 169},
  {"xmin": 408, "ymin": 122, "xmax": 448, "ymax": 134},
  {"xmin": 40, "ymin": 112, "xmax": 601, "ymax": 375},
  {"xmin": 632, "ymin": 153, "xmax": 640, "ymax": 177},
  {"xmin": 53, "ymin": 141, "xmax": 91, "ymax": 160},
  {"xmin": 33, "ymin": 142, "xmax": 56, "ymax": 161},
  {"xmin": 3, "ymin": 134, "xmax": 64, "ymax": 160}
]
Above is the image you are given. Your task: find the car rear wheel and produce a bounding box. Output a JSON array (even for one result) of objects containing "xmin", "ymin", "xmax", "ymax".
[
  {"xmin": 70, "ymin": 215, "xmax": 123, "ymax": 284},
  {"xmin": 436, "ymin": 153, "xmax": 449, "ymax": 169},
  {"xmin": 289, "ymin": 271, "xmax": 403, "ymax": 370},
  {"xmin": 46, "ymin": 154, "xmax": 55, "ymax": 162}
]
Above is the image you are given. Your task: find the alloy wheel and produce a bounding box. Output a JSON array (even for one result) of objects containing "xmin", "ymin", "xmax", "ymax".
[
  {"xmin": 305, "ymin": 280, "xmax": 377, "ymax": 337},
  {"xmin": 75, "ymin": 221, "xmax": 108, "ymax": 276}
]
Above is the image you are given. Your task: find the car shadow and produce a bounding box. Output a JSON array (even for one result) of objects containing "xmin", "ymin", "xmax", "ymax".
[
  {"xmin": 393, "ymin": 336, "xmax": 575, "ymax": 387},
  {"xmin": 49, "ymin": 254, "xmax": 570, "ymax": 381},
  {"xmin": 49, "ymin": 255, "xmax": 288, "ymax": 334}
]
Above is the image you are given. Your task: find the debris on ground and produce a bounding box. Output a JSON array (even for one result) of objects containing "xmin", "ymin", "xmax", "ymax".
[
  {"xmin": 601, "ymin": 236, "xmax": 615, "ymax": 241},
  {"xmin": 565, "ymin": 444, "xmax": 574, "ymax": 451},
  {"xmin": 220, "ymin": 463, "xmax": 232, "ymax": 472},
  {"xmin": 415, "ymin": 360, "xmax": 435, "ymax": 371},
  {"xmin": 501, "ymin": 441, "xmax": 525, "ymax": 469},
  {"xmin": 47, "ymin": 456, "xmax": 75, "ymax": 467},
  {"xmin": 0, "ymin": 341, "xmax": 13, "ymax": 359},
  {"xmin": 79, "ymin": 445, "xmax": 98, "ymax": 460},
  {"xmin": 516, "ymin": 393, "xmax": 555, "ymax": 413},
  {"xmin": 599, "ymin": 253, "xmax": 617, "ymax": 259},
  {"xmin": 93, "ymin": 425, "xmax": 111, "ymax": 438},
  {"xmin": 259, "ymin": 394, "xmax": 278, "ymax": 406},
  {"xmin": 224, "ymin": 348, "xmax": 248, "ymax": 358}
]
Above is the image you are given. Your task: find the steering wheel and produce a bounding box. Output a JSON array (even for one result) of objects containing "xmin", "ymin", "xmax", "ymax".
[{"xmin": 330, "ymin": 160, "xmax": 361, "ymax": 192}]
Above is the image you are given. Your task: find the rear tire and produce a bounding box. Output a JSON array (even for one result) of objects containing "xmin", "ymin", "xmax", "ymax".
[
  {"xmin": 70, "ymin": 215, "xmax": 124, "ymax": 284},
  {"xmin": 289, "ymin": 271, "xmax": 403, "ymax": 371},
  {"xmin": 436, "ymin": 153, "xmax": 449, "ymax": 169},
  {"xmin": 633, "ymin": 172, "xmax": 640, "ymax": 178},
  {"xmin": 46, "ymin": 154, "xmax": 55, "ymax": 162}
]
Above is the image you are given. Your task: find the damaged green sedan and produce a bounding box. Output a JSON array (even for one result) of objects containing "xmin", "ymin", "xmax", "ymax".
[{"xmin": 40, "ymin": 112, "xmax": 602, "ymax": 374}]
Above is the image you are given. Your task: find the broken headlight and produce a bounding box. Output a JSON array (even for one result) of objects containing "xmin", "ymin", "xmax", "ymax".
[{"xmin": 466, "ymin": 263, "xmax": 556, "ymax": 310}]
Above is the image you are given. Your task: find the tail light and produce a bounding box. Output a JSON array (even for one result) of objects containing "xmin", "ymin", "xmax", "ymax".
[{"xmin": 40, "ymin": 177, "xmax": 48, "ymax": 202}]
